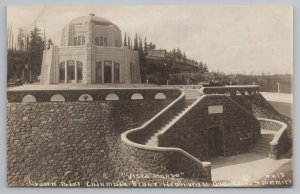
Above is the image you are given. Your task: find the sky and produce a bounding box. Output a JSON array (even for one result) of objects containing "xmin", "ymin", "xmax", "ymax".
[{"xmin": 7, "ymin": 5, "xmax": 293, "ymax": 75}]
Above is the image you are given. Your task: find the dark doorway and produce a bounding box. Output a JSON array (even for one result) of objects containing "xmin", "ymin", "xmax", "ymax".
[
  {"xmin": 104, "ymin": 61, "xmax": 112, "ymax": 83},
  {"xmin": 207, "ymin": 126, "xmax": 224, "ymax": 159}
]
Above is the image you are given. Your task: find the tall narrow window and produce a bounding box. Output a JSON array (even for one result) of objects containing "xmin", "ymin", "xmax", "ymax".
[
  {"xmin": 82, "ymin": 36, "xmax": 85, "ymax": 45},
  {"xmin": 114, "ymin": 62, "xmax": 120, "ymax": 83},
  {"xmin": 103, "ymin": 37, "xmax": 107, "ymax": 46},
  {"xmin": 67, "ymin": 60, "xmax": 75, "ymax": 81},
  {"xmin": 104, "ymin": 61, "xmax": 112, "ymax": 83},
  {"xmin": 100, "ymin": 37, "xmax": 103, "ymax": 46},
  {"xmin": 95, "ymin": 61, "xmax": 102, "ymax": 83},
  {"xmin": 78, "ymin": 36, "xmax": 82, "ymax": 46},
  {"xmin": 77, "ymin": 61, "xmax": 83, "ymax": 81},
  {"xmin": 95, "ymin": 37, "xmax": 100, "ymax": 46},
  {"xmin": 59, "ymin": 62, "xmax": 65, "ymax": 82},
  {"xmin": 130, "ymin": 63, "xmax": 134, "ymax": 83},
  {"xmin": 74, "ymin": 37, "xmax": 78, "ymax": 46}
]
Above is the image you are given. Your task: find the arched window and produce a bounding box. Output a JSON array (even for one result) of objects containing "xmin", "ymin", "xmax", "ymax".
[
  {"xmin": 79, "ymin": 94, "xmax": 93, "ymax": 101},
  {"xmin": 154, "ymin": 93, "xmax": 167, "ymax": 100},
  {"xmin": 106, "ymin": 93, "xmax": 119, "ymax": 101},
  {"xmin": 50, "ymin": 94, "xmax": 65, "ymax": 102},
  {"xmin": 22, "ymin": 95, "xmax": 36, "ymax": 102},
  {"xmin": 131, "ymin": 93, "xmax": 143, "ymax": 100}
]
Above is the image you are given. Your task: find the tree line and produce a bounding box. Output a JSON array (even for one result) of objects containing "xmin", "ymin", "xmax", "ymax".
[
  {"xmin": 7, "ymin": 26, "xmax": 292, "ymax": 93},
  {"xmin": 7, "ymin": 25, "xmax": 53, "ymax": 83}
]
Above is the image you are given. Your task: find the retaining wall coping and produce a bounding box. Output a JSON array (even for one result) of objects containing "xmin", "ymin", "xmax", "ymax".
[
  {"xmin": 257, "ymin": 118, "xmax": 288, "ymax": 146},
  {"xmin": 121, "ymin": 92, "xmax": 209, "ymax": 168}
]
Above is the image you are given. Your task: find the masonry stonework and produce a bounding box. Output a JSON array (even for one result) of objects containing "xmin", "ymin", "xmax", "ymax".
[
  {"xmin": 40, "ymin": 14, "xmax": 141, "ymax": 85},
  {"xmin": 158, "ymin": 95, "xmax": 261, "ymax": 161},
  {"xmin": 7, "ymin": 99, "xmax": 173, "ymax": 186}
]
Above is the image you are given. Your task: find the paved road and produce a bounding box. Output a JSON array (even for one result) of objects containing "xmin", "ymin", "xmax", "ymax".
[{"xmin": 211, "ymin": 153, "xmax": 291, "ymax": 184}]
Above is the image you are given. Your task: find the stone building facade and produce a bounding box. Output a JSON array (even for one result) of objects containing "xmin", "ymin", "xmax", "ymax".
[{"xmin": 40, "ymin": 14, "xmax": 141, "ymax": 84}]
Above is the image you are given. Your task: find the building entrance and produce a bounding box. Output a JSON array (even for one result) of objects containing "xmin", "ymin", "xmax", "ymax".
[
  {"xmin": 104, "ymin": 61, "xmax": 112, "ymax": 83},
  {"xmin": 207, "ymin": 126, "xmax": 225, "ymax": 159}
]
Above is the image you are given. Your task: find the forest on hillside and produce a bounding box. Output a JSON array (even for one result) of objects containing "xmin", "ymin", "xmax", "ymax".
[{"xmin": 7, "ymin": 27, "xmax": 292, "ymax": 93}]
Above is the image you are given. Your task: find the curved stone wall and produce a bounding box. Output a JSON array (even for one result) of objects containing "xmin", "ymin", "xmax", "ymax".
[
  {"xmin": 258, "ymin": 118, "xmax": 291, "ymax": 159},
  {"xmin": 121, "ymin": 92, "xmax": 212, "ymax": 181}
]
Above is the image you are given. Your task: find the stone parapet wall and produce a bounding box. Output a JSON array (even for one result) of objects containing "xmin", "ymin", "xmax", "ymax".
[
  {"xmin": 121, "ymin": 142, "xmax": 211, "ymax": 181},
  {"xmin": 121, "ymin": 92, "xmax": 212, "ymax": 182},
  {"xmin": 7, "ymin": 88, "xmax": 181, "ymax": 102},
  {"xmin": 259, "ymin": 119, "xmax": 282, "ymax": 131},
  {"xmin": 258, "ymin": 118, "xmax": 291, "ymax": 159}
]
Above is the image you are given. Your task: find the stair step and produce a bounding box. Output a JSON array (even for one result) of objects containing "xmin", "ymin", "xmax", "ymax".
[{"xmin": 144, "ymin": 101, "xmax": 193, "ymax": 147}]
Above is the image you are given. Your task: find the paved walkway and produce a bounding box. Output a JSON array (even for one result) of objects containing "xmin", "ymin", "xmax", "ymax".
[
  {"xmin": 211, "ymin": 153, "xmax": 291, "ymax": 183},
  {"xmin": 260, "ymin": 92, "xmax": 292, "ymax": 103}
]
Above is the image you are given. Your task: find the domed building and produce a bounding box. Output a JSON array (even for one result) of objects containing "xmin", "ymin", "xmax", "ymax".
[{"xmin": 40, "ymin": 14, "xmax": 141, "ymax": 84}]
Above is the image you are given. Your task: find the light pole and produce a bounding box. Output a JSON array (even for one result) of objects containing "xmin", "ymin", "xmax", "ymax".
[{"xmin": 277, "ymin": 82, "xmax": 280, "ymax": 98}]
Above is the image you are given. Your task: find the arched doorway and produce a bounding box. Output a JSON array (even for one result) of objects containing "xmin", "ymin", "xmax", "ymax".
[
  {"xmin": 104, "ymin": 61, "xmax": 112, "ymax": 83},
  {"xmin": 207, "ymin": 126, "xmax": 225, "ymax": 159}
]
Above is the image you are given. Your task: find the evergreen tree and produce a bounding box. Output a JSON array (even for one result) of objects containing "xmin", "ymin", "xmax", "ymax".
[
  {"xmin": 123, "ymin": 33, "xmax": 127, "ymax": 46},
  {"xmin": 128, "ymin": 36, "xmax": 131, "ymax": 49},
  {"xmin": 144, "ymin": 37, "xmax": 148, "ymax": 52},
  {"xmin": 29, "ymin": 27, "xmax": 45, "ymax": 76},
  {"xmin": 133, "ymin": 33, "xmax": 138, "ymax": 50},
  {"xmin": 138, "ymin": 36, "xmax": 143, "ymax": 53}
]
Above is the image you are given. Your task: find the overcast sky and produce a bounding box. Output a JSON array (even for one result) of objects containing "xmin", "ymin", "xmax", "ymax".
[{"xmin": 7, "ymin": 5, "xmax": 293, "ymax": 75}]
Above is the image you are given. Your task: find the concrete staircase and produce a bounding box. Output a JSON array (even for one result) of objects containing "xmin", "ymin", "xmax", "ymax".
[
  {"xmin": 250, "ymin": 130, "xmax": 274, "ymax": 157},
  {"xmin": 145, "ymin": 99, "xmax": 195, "ymax": 147}
]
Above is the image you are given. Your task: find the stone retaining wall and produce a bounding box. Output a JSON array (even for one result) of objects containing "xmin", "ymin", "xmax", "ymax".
[
  {"xmin": 258, "ymin": 118, "xmax": 291, "ymax": 159},
  {"xmin": 7, "ymin": 99, "xmax": 172, "ymax": 186},
  {"xmin": 159, "ymin": 95, "xmax": 261, "ymax": 161}
]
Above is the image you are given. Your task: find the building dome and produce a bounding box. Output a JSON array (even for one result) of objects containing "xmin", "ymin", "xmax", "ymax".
[{"xmin": 71, "ymin": 14, "xmax": 116, "ymax": 26}]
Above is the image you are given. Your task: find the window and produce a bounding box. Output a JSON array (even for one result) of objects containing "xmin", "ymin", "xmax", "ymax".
[
  {"xmin": 74, "ymin": 37, "xmax": 78, "ymax": 46},
  {"xmin": 100, "ymin": 37, "xmax": 103, "ymax": 46},
  {"xmin": 104, "ymin": 61, "xmax": 112, "ymax": 83},
  {"xmin": 103, "ymin": 37, "xmax": 107, "ymax": 46},
  {"xmin": 59, "ymin": 62, "xmax": 65, "ymax": 81},
  {"xmin": 73, "ymin": 36, "xmax": 85, "ymax": 46},
  {"xmin": 95, "ymin": 61, "xmax": 102, "ymax": 83},
  {"xmin": 114, "ymin": 62, "xmax": 120, "ymax": 83},
  {"xmin": 95, "ymin": 36, "xmax": 107, "ymax": 46},
  {"xmin": 67, "ymin": 60, "xmax": 75, "ymax": 81},
  {"xmin": 77, "ymin": 61, "xmax": 83, "ymax": 81}
]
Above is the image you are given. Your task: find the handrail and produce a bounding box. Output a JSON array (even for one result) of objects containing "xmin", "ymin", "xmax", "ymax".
[
  {"xmin": 121, "ymin": 91, "xmax": 211, "ymax": 168},
  {"xmin": 160, "ymin": 94, "xmax": 259, "ymax": 136}
]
